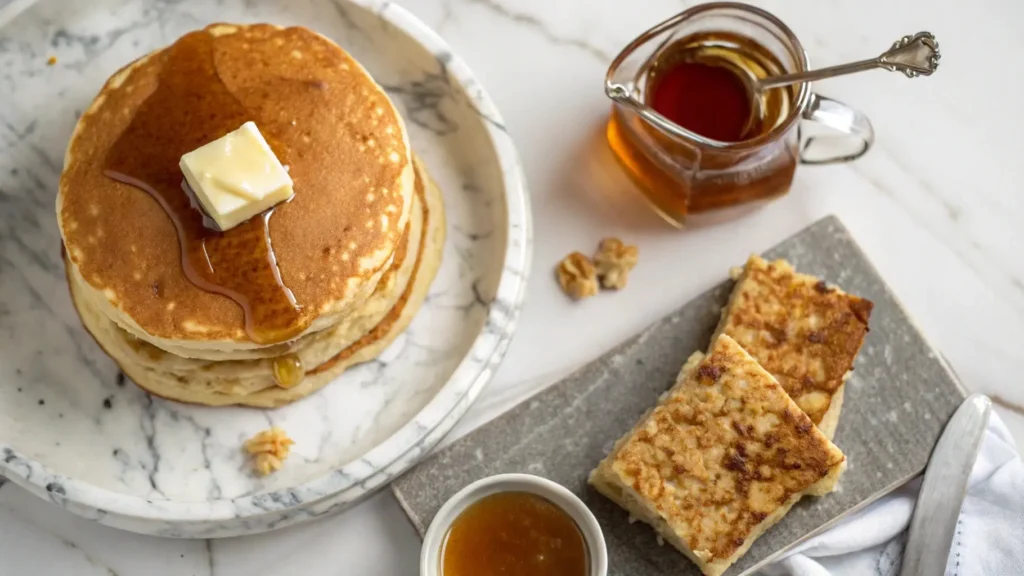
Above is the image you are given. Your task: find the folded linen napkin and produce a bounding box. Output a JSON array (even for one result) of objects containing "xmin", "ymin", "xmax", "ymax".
[{"xmin": 760, "ymin": 413, "xmax": 1024, "ymax": 576}]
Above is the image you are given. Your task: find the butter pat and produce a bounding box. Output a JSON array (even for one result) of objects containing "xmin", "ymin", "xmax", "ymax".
[{"xmin": 179, "ymin": 121, "xmax": 293, "ymax": 231}]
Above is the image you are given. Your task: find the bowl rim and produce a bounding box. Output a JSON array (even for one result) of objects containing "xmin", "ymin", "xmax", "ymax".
[
  {"xmin": 419, "ymin": 473, "xmax": 608, "ymax": 576},
  {"xmin": 0, "ymin": 0, "xmax": 532, "ymax": 533}
]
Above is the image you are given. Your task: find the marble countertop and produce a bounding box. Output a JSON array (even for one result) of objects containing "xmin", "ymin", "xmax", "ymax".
[{"xmin": 2, "ymin": 0, "xmax": 1022, "ymax": 574}]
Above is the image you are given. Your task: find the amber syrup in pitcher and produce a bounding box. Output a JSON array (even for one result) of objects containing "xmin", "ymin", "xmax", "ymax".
[{"xmin": 607, "ymin": 31, "xmax": 800, "ymax": 220}]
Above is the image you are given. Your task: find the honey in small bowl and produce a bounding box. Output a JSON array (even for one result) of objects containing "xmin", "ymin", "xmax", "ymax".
[{"xmin": 440, "ymin": 491, "xmax": 588, "ymax": 576}]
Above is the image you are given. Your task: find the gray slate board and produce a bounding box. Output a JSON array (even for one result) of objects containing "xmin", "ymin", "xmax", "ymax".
[{"xmin": 392, "ymin": 215, "xmax": 966, "ymax": 575}]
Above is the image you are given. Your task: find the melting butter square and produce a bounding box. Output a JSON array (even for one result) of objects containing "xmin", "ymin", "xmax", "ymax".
[{"xmin": 179, "ymin": 121, "xmax": 293, "ymax": 231}]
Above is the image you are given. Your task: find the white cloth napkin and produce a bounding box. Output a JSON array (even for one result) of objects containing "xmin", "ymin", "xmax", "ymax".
[{"xmin": 760, "ymin": 413, "xmax": 1024, "ymax": 576}]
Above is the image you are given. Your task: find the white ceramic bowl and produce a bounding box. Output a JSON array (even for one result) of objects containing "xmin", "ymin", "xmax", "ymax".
[{"xmin": 420, "ymin": 474, "xmax": 608, "ymax": 576}]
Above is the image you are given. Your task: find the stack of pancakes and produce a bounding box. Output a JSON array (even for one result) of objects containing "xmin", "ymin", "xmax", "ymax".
[{"xmin": 56, "ymin": 24, "xmax": 445, "ymax": 408}]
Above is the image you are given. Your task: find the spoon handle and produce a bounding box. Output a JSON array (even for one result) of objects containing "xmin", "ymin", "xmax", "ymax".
[
  {"xmin": 758, "ymin": 59, "xmax": 882, "ymax": 90},
  {"xmin": 757, "ymin": 31, "xmax": 940, "ymax": 90}
]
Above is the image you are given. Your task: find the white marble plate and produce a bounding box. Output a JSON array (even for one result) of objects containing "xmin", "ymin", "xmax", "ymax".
[{"xmin": 0, "ymin": 0, "xmax": 530, "ymax": 537}]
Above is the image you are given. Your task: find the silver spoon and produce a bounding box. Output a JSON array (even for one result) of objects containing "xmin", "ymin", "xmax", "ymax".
[
  {"xmin": 756, "ymin": 31, "xmax": 941, "ymax": 91},
  {"xmin": 736, "ymin": 32, "xmax": 939, "ymax": 138}
]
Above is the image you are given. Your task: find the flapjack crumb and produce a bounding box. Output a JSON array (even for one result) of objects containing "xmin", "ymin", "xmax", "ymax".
[{"xmin": 244, "ymin": 426, "xmax": 294, "ymax": 476}]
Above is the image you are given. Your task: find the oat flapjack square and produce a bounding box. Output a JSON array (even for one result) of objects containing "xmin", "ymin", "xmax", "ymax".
[
  {"xmin": 714, "ymin": 255, "xmax": 873, "ymax": 439},
  {"xmin": 589, "ymin": 334, "xmax": 846, "ymax": 576}
]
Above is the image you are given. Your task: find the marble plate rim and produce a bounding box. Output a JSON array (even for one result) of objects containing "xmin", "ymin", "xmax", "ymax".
[{"xmin": 0, "ymin": 0, "xmax": 532, "ymax": 530}]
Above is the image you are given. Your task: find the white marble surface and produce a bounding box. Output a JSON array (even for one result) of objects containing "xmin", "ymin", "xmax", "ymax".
[{"xmin": 1, "ymin": 0, "xmax": 1022, "ymax": 573}]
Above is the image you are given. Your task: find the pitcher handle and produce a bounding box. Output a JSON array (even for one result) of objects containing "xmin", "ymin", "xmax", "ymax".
[{"xmin": 799, "ymin": 93, "xmax": 874, "ymax": 165}]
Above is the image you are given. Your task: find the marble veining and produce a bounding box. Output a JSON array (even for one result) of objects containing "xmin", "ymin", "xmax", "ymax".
[{"xmin": 0, "ymin": 0, "xmax": 530, "ymax": 537}]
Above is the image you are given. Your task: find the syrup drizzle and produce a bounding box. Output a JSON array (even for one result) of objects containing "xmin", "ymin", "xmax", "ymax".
[
  {"xmin": 271, "ymin": 353, "xmax": 305, "ymax": 389},
  {"xmin": 104, "ymin": 30, "xmax": 304, "ymax": 345}
]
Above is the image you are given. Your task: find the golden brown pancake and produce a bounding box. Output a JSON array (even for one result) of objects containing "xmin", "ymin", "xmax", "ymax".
[
  {"xmin": 58, "ymin": 23, "xmax": 414, "ymax": 357},
  {"xmin": 68, "ymin": 158, "xmax": 445, "ymax": 407}
]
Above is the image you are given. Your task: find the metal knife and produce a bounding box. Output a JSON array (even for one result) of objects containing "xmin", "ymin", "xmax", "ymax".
[{"xmin": 899, "ymin": 393, "xmax": 992, "ymax": 576}]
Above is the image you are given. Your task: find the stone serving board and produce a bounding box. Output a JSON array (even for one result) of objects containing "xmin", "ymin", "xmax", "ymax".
[{"xmin": 393, "ymin": 215, "xmax": 966, "ymax": 575}]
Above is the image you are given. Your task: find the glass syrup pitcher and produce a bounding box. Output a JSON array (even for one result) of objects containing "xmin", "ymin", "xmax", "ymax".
[{"xmin": 605, "ymin": 2, "xmax": 875, "ymax": 227}]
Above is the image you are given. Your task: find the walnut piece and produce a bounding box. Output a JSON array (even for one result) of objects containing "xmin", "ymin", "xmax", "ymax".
[
  {"xmin": 556, "ymin": 251, "xmax": 599, "ymax": 300},
  {"xmin": 244, "ymin": 426, "xmax": 295, "ymax": 476},
  {"xmin": 594, "ymin": 237, "xmax": 638, "ymax": 290}
]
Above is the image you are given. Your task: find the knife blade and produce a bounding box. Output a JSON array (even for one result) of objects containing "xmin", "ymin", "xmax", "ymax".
[{"xmin": 899, "ymin": 393, "xmax": 992, "ymax": 576}]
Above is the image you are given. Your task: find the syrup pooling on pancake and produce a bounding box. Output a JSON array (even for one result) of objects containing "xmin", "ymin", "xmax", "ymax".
[
  {"xmin": 62, "ymin": 23, "xmax": 414, "ymax": 352},
  {"xmin": 104, "ymin": 30, "xmax": 304, "ymax": 345}
]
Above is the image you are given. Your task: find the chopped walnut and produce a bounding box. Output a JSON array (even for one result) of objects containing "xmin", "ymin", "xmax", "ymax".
[
  {"xmin": 593, "ymin": 237, "xmax": 638, "ymax": 290},
  {"xmin": 244, "ymin": 427, "xmax": 294, "ymax": 476},
  {"xmin": 556, "ymin": 251, "xmax": 599, "ymax": 300}
]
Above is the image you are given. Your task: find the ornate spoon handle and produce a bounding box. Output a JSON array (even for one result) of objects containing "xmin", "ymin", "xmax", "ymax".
[{"xmin": 757, "ymin": 32, "xmax": 940, "ymax": 90}]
